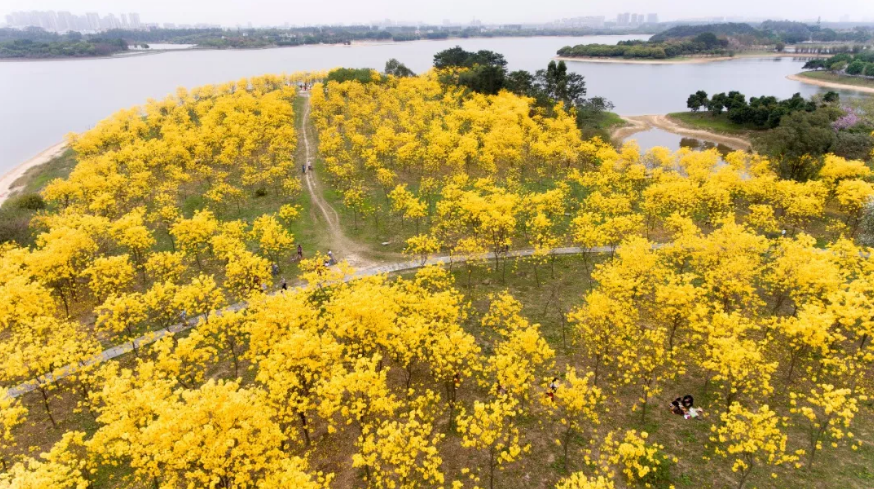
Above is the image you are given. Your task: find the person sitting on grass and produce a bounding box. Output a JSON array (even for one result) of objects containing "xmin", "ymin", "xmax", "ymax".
[{"xmin": 670, "ymin": 398, "xmax": 685, "ymax": 416}]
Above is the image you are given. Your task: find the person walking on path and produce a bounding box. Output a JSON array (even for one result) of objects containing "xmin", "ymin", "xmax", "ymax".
[{"xmin": 297, "ymin": 244, "xmax": 303, "ymax": 260}]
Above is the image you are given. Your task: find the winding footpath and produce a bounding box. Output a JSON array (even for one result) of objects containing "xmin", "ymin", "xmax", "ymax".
[
  {"xmin": 7, "ymin": 94, "xmax": 614, "ymax": 399},
  {"xmin": 298, "ymin": 94, "xmax": 376, "ymax": 270}
]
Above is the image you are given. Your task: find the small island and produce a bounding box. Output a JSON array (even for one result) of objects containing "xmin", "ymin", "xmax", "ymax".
[{"xmin": 558, "ymin": 24, "xmax": 745, "ymax": 61}]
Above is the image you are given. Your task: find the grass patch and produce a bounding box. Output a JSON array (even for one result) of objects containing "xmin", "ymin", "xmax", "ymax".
[
  {"xmin": 591, "ymin": 111, "xmax": 626, "ymax": 131},
  {"xmin": 798, "ymin": 71, "xmax": 874, "ymax": 89},
  {"xmin": 9, "ymin": 147, "xmax": 78, "ymax": 194},
  {"xmin": 668, "ymin": 111, "xmax": 765, "ymax": 137}
]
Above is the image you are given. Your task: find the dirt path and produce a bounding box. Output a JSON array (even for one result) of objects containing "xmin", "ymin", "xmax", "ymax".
[
  {"xmin": 298, "ymin": 94, "xmax": 376, "ymax": 270},
  {"xmin": 612, "ymin": 115, "xmax": 752, "ymax": 151}
]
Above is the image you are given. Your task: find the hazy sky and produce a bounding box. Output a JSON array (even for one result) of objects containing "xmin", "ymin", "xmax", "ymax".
[{"xmin": 3, "ymin": 0, "xmax": 872, "ymax": 26}]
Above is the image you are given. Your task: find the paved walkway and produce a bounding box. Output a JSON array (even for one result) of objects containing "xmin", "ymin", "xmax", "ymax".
[{"xmin": 7, "ymin": 246, "xmax": 611, "ymax": 398}]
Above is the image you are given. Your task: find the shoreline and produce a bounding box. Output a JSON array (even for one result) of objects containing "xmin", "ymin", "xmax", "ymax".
[
  {"xmin": 787, "ymin": 73, "xmax": 874, "ymax": 94},
  {"xmin": 0, "ymin": 34, "xmax": 649, "ymax": 63},
  {"xmin": 557, "ymin": 55, "xmax": 734, "ymax": 65},
  {"xmin": 612, "ymin": 115, "xmax": 752, "ymax": 151},
  {"xmin": 0, "ymin": 141, "xmax": 67, "ymax": 205},
  {"xmin": 558, "ymin": 52, "xmax": 830, "ymax": 65}
]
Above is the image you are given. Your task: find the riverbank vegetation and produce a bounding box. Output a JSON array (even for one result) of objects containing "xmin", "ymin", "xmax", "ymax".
[
  {"xmin": 679, "ymin": 90, "xmax": 874, "ymax": 178},
  {"xmin": 667, "ymin": 111, "xmax": 762, "ymax": 136},
  {"xmin": 798, "ymin": 70, "xmax": 874, "ymax": 89},
  {"xmin": 2, "ymin": 57, "xmax": 874, "ymax": 489},
  {"xmin": 93, "ymin": 24, "xmax": 656, "ymax": 50},
  {"xmin": 0, "ymin": 28, "xmax": 127, "ymax": 58},
  {"xmin": 801, "ymin": 51, "xmax": 874, "ymax": 88}
]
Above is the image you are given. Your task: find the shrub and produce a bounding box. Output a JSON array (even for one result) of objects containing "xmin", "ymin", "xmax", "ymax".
[
  {"xmin": 846, "ymin": 60, "xmax": 867, "ymax": 75},
  {"xmin": 14, "ymin": 193, "xmax": 46, "ymax": 210}
]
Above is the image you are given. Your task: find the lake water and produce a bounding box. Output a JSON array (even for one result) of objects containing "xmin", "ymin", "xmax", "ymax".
[
  {"xmin": 623, "ymin": 127, "xmax": 735, "ymax": 157},
  {"xmin": 0, "ymin": 35, "xmax": 868, "ymax": 174}
]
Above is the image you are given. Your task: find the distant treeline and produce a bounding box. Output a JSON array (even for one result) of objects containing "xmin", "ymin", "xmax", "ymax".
[
  {"xmin": 558, "ymin": 33, "xmax": 732, "ymax": 60},
  {"xmin": 759, "ymin": 20, "xmax": 873, "ymax": 44},
  {"xmin": 95, "ymin": 25, "xmax": 653, "ymax": 49},
  {"xmin": 0, "ymin": 31, "xmax": 127, "ymax": 58},
  {"xmin": 794, "ymin": 45, "xmax": 870, "ymax": 55}
]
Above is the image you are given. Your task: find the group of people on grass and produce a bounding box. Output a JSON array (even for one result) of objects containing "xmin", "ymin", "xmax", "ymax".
[
  {"xmin": 494, "ymin": 375, "xmax": 706, "ymax": 421},
  {"xmin": 670, "ymin": 395, "xmax": 703, "ymax": 419}
]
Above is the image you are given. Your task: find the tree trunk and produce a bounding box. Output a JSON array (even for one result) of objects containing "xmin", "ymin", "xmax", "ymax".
[
  {"xmin": 38, "ymin": 386, "xmax": 57, "ymax": 429},
  {"xmin": 298, "ymin": 411, "xmax": 311, "ymax": 447}
]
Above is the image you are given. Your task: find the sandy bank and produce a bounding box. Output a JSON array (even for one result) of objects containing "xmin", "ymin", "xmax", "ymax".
[
  {"xmin": 0, "ymin": 141, "xmax": 67, "ymax": 205},
  {"xmin": 556, "ymin": 56, "xmax": 734, "ymax": 65},
  {"xmin": 612, "ymin": 115, "xmax": 752, "ymax": 151},
  {"xmin": 787, "ymin": 73, "xmax": 874, "ymax": 95},
  {"xmin": 558, "ymin": 52, "xmax": 830, "ymax": 66}
]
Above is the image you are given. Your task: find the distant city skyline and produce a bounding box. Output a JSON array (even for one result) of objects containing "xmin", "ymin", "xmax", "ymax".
[
  {"xmin": 2, "ymin": 2, "xmax": 873, "ymax": 31},
  {"xmin": 4, "ymin": 10, "xmax": 148, "ymax": 32}
]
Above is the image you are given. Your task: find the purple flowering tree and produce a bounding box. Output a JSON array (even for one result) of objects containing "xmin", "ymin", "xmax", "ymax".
[{"xmin": 833, "ymin": 107, "xmax": 860, "ymax": 131}]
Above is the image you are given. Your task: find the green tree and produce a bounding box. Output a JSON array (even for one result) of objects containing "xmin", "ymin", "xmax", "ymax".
[
  {"xmin": 384, "ymin": 58, "xmax": 415, "ymax": 77},
  {"xmin": 754, "ymin": 109, "xmax": 838, "ymax": 181},
  {"xmin": 687, "ymin": 90, "xmax": 709, "ymax": 112},
  {"xmin": 846, "ymin": 60, "xmax": 866, "ymax": 75}
]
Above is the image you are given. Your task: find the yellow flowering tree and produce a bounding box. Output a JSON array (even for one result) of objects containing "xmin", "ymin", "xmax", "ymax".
[
  {"xmin": 711, "ymin": 403, "xmax": 798, "ymax": 489},
  {"xmin": 791, "ymin": 384, "xmax": 864, "ymax": 467},
  {"xmin": 456, "ymin": 397, "xmax": 526, "ymax": 489}
]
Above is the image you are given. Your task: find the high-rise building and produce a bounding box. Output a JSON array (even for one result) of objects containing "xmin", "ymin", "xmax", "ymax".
[
  {"xmin": 86, "ymin": 12, "xmax": 100, "ymax": 31},
  {"xmin": 129, "ymin": 13, "xmax": 141, "ymax": 29},
  {"xmin": 617, "ymin": 13, "xmax": 631, "ymax": 25},
  {"xmin": 647, "ymin": 13, "xmax": 659, "ymax": 24}
]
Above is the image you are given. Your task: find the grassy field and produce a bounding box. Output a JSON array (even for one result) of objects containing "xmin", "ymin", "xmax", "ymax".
[
  {"xmin": 798, "ymin": 71, "xmax": 874, "ymax": 89},
  {"xmin": 667, "ymin": 111, "xmax": 766, "ymax": 137}
]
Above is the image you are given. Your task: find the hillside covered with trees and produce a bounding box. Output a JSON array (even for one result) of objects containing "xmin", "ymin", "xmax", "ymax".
[{"xmin": 0, "ymin": 52, "xmax": 873, "ymax": 489}]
